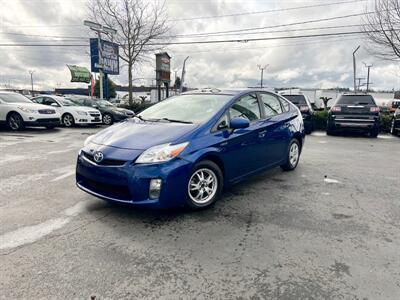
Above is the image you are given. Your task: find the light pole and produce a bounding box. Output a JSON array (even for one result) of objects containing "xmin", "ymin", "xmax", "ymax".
[
  {"xmin": 353, "ymin": 45, "xmax": 360, "ymax": 93},
  {"xmin": 258, "ymin": 64, "xmax": 269, "ymax": 88},
  {"xmin": 84, "ymin": 20, "xmax": 117, "ymax": 100},
  {"xmin": 29, "ymin": 70, "xmax": 34, "ymax": 95},
  {"xmin": 180, "ymin": 56, "xmax": 189, "ymax": 94},
  {"xmin": 363, "ymin": 62, "xmax": 373, "ymax": 93}
]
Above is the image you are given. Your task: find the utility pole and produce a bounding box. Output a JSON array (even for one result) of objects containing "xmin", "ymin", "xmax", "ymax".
[
  {"xmin": 84, "ymin": 20, "xmax": 117, "ymax": 100},
  {"xmin": 258, "ymin": 64, "xmax": 269, "ymax": 88},
  {"xmin": 363, "ymin": 62, "xmax": 373, "ymax": 93},
  {"xmin": 180, "ymin": 56, "xmax": 189, "ymax": 94},
  {"xmin": 29, "ymin": 70, "xmax": 34, "ymax": 96},
  {"xmin": 356, "ymin": 77, "xmax": 365, "ymax": 91},
  {"xmin": 353, "ymin": 45, "xmax": 360, "ymax": 93}
]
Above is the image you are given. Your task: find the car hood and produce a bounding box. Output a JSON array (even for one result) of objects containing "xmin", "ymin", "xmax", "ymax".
[
  {"xmin": 9, "ymin": 102, "xmax": 54, "ymax": 110},
  {"xmin": 90, "ymin": 119, "xmax": 199, "ymax": 150},
  {"xmin": 106, "ymin": 107, "xmax": 133, "ymax": 113}
]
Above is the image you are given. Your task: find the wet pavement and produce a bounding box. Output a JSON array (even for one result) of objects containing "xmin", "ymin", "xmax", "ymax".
[{"xmin": 1, "ymin": 126, "xmax": 400, "ymax": 299}]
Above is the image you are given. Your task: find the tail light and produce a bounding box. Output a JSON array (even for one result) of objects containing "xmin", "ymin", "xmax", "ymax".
[
  {"xmin": 331, "ymin": 106, "xmax": 341, "ymax": 112},
  {"xmin": 299, "ymin": 105, "xmax": 309, "ymax": 112},
  {"xmin": 370, "ymin": 107, "xmax": 380, "ymax": 113}
]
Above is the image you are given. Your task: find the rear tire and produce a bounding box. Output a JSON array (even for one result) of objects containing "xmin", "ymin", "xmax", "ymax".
[
  {"xmin": 7, "ymin": 112, "xmax": 25, "ymax": 131},
  {"xmin": 370, "ymin": 127, "xmax": 379, "ymax": 138},
  {"xmin": 186, "ymin": 160, "xmax": 223, "ymax": 210},
  {"xmin": 281, "ymin": 139, "xmax": 301, "ymax": 171}
]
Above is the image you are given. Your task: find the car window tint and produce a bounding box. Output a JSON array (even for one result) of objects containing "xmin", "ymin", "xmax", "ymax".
[
  {"xmin": 260, "ymin": 93, "xmax": 283, "ymax": 117},
  {"xmin": 336, "ymin": 95, "xmax": 375, "ymax": 105},
  {"xmin": 282, "ymin": 95, "xmax": 307, "ymax": 105},
  {"xmin": 229, "ymin": 93, "xmax": 260, "ymax": 122}
]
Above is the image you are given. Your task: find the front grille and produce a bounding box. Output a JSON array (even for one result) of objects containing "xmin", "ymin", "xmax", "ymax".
[
  {"xmin": 82, "ymin": 151, "xmax": 127, "ymax": 166},
  {"xmin": 38, "ymin": 109, "xmax": 55, "ymax": 114},
  {"xmin": 37, "ymin": 118, "xmax": 60, "ymax": 123},
  {"xmin": 77, "ymin": 174, "xmax": 131, "ymax": 200},
  {"xmin": 89, "ymin": 113, "xmax": 101, "ymax": 117}
]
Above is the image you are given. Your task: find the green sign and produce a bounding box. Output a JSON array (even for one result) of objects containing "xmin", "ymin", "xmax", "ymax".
[{"xmin": 67, "ymin": 65, "xmax": 91, "ymax": 83}]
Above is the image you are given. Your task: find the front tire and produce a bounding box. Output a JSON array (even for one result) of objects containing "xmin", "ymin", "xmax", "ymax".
[
  {"xmin": 7, "ymin": 112, "xmax": 25, "ymax": 131},
  {"xmin": 281, "ymin": 139, "xmax": 301, "ymax": 171},
  {"xmin": 62, "ymin": 113, "xmax": 75, "ymax": 127},
  {"xmin": 102, "ymin": 113, "xmax": 114, "ymax": 125},
  {"xmin": 186, "ymin": 160, "xmax": 223, "ymax": 209}
]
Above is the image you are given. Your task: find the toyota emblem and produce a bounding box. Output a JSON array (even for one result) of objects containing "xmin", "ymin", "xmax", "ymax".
[{"xmin": 93, "ymin": 151, "xmax": 104, "ymax": 163}]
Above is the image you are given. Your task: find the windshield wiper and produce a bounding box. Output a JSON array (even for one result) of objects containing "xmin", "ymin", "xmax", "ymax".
[{"xmin": 160, "ymin": 118, "xmax": 193, "ymax": 124}]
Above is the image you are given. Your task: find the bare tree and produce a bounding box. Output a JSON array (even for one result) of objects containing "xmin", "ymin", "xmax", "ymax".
[
  {"xmin": 362, "ymin": 0, "xmax": 400, "ymax": 61},
  {"xmin": 88, "ymin": 0, "xmax": 169, "ymax": 105}
]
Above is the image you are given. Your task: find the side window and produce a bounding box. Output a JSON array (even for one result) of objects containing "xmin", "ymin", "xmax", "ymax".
[
  {"xmin": 279, "ymin": 97, "xmax": 290, "ymax": 112},
  {"xmin": 260, "ymin": 93, "xmax": 283, "ymax": 118},
  {"xmin": 229, "ymin": 93, "xmax": 260, "ymax": 122},
  {"xmin": 43, "ymin": 97, "xmax": 57, "ymax": 106},
  {"xmin": 212, "ymin": 113, "xmax": 229, "ymax": 132},
  {"xmin": 32, "ymin": 97, "xmax": 43, "ymax": 104},
  {"xmin": 84, "ymin": 100, "xmax": 93, "ymax": 107}
]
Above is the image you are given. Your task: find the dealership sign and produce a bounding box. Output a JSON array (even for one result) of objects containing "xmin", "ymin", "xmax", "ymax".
[
  {"xmin": 67, "ymin": 65, "xmax": 91, "ymax": 83},
  {"xmin": 90, "ymin": 38, "xmax": 119, "ymax": 75},
  {"xmin": 155, "ymin": 52, "xmax": 171, "ymax": 82}
]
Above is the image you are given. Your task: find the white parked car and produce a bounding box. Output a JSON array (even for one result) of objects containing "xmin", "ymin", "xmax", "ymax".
[
  {"xmin": 0, "ymin": 91, "xmax": 61, "ymax": 131},
  {"xmin": 31, "ymin": 95, "xmax": 102, "ymax": 127}
]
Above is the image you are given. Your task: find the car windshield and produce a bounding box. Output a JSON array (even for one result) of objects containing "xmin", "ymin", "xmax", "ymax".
[
  {"xmin": 139, "ymin": 94, "xmax": 232, "ymax": 123},
  {"xmin": 336, "ymin": 95, "xmax": 375, "ymax": 105},
  {"xmin": 283, "ymin": 95, "xmax": 306, "ymax": 105},
  {"xmin": 0, "ymin": 93, "xmax": 32, "ymax": 103},
  {"xmin": 97, "ymin": 100, "xmax": 114, "ymax": 107},
  {"xmin": 59, "ymin": 99, "xmax": 78, "ymax": 106}
]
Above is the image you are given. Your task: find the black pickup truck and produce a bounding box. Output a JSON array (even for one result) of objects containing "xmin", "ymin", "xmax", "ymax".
[{"xmin": 327, "ymin": 93, "xmax": 380, "ymax": 137}]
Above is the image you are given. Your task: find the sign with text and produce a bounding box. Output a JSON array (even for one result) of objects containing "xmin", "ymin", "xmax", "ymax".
[
  {"xmin": 90, "ymin": 38, "xmax": 119, "ymax": 75},
  {"xmin": 67, "ymin": 65, "xmax": 91, "ymax": 83}
]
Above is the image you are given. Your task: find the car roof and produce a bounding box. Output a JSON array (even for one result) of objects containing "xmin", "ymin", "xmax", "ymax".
[{"xmin": 182, "ymin": 88, "xmax": 275, "ymax": 96}]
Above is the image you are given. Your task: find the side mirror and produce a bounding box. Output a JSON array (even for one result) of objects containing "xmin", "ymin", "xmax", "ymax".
[
  {"xmin": 230, "ymin": 117, "xmax": 250, "ymax": 129},
  {"xmin": 50, "ymin": 103, "xmax": 58, "ymax": 107}
]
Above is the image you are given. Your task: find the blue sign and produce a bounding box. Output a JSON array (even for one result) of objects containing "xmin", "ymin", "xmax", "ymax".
[{"xmin": 90, "ymin": 38, "xmax": 119, "ymax": 75}]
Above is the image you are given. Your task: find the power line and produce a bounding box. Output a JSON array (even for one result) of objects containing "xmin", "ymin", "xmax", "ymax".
[
  {"xmin": 169, "ymin": 0, "xmax": 366, "ymax": 21},
  {"xmin": 168, "ymin": 11, "xmax": 373, "ymax": 38},
  {"xmin": 0, "ymin": 30, "xmax": 377, "ymax": 47}
]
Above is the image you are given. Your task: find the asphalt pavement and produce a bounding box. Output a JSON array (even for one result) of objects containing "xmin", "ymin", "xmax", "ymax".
[{"xmin": 1, "ymin": 126, "xmax": 400, "ymax": 299}]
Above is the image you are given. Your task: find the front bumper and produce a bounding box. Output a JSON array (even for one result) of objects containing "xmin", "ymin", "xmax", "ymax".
[
  {"xmin": 75, "ymin": 114, "xmax": 102, "ymax": 124},
  {"xmin": 25, "ymin": 118, "xmax": 61, "ymax": 127},
  {"xmin": 76, "ymin": 151, "xmax": 193, "ymax": 208}
]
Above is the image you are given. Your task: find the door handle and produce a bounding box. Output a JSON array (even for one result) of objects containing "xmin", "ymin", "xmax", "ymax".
[{"xmin": 259, "ymin": 130, "xmax": 267, "ymax": 138}]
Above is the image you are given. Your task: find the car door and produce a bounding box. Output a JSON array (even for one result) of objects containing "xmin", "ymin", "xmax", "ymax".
[
  {"xmin": 0, "ymin": 98, "xmax": 6, "ymax": 121},
  {"xmin": 215, "ymin": 93, "xmax": 266, "ymax": 181},
  {"xmin": 258, "ymin": 92, "xmax": 293, "ymax": 166}
]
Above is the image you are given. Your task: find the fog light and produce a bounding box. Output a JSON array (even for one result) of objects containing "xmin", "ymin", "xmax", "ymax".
[{"xmin": 149, "ymin": 179, "xmax": 162, "ymax": 199}]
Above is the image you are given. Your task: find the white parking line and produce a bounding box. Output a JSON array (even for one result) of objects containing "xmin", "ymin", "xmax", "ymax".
[
  {"xmin": 51, "ymin": 170, "xmax": 75, "ymax": 182},
  {"xmin": 0, "ymin": 201, "xmax": 87, "ymax": 250}
]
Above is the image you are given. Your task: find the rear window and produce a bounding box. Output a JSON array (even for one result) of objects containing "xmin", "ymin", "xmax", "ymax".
[
  {"xmin": 336, "ymin": 95, "xmax": 375, "ymax": 105},
  {"xmin": 283, "ymin": 95, "xmax": 306, "ymax": 105}
]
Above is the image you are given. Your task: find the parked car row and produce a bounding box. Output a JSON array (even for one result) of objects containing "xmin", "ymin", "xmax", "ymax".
[{"xmin": 0, "ymin": 92, "xmax": 134, "ymax": 131}]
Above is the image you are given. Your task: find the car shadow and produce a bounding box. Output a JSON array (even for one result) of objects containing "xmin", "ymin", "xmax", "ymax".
[{"xmin": 0, "ymin": 126, "xmax": 62, "ymax": 134}]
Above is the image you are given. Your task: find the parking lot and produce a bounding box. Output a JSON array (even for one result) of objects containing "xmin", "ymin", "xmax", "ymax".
[{"xmin": 1, "ymin": 127, "xmax": 400, "ymax": 299}]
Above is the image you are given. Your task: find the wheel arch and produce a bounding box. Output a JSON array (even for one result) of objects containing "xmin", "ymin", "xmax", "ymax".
[
  {"xmin": 6, "ymin": 110, "xmax": 22, "ymax": 120},
  {"xmin": 292, "ymin": 132, "xmax": 304, "ymax": 152}
]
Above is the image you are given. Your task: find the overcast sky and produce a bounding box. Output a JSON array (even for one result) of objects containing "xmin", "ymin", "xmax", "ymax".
[{"xmin": 0, "ymin": 0, "xmax": 399, "ymax": 91}]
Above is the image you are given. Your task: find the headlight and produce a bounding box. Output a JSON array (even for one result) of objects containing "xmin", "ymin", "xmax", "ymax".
[
  {"xmin": 136, "ymin": 142, "xmax": 189, "ymax": 164},
  {"xmin": 18, "ymin": 106, "xmax": 36, "ymax": 113},
  {"xmin": 77, "ymin": 111, "xmax": 88, "ymax": 115},
  {"xmin": 84, "ymin": 135, "xmax": 94, "ymax": 146}
]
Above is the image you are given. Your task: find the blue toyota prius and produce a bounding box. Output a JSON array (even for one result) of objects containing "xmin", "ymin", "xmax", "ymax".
[{"xmin": 76, "ymin": 89, "xmax": 305, "ymax": 209}]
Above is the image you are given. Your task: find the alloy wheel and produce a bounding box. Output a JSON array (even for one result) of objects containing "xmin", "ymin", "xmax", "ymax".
[
  {"xmin": 63, "ymin": 115, "xmax": 73, "ymax": 127},
  {"xmin": 103, "ymin": 114, "xmax": 112, "ymax": 125},
  {"xmin": 289, "ymin": 143, "xmax": 299, "ymax": 167},
  {"xmin": 188, "ymin": 168, "xmax": 218, "ymax": 204},
  {"xmin": 9, "ymin": 115, "xmax": 20, "ymax": 130}
]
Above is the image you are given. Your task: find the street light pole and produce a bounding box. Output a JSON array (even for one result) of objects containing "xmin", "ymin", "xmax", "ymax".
[
  {"xmin": 180, "ymin": 56, "xmax": 189, "ymax": 94},
  {"xmin": 258, "ymin": 64, "xmax": 269, "ymax": 88},
  {"xmin": 363, "ymin": 62, "xmax": 373, "ymax": 93},
  {"xmin": 29, "ymin": 70, "xmax": 34, "ymax": 96},
  {"xmin": 353, "ymin": 45, "xmax": 360, "ymax": 93}
]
